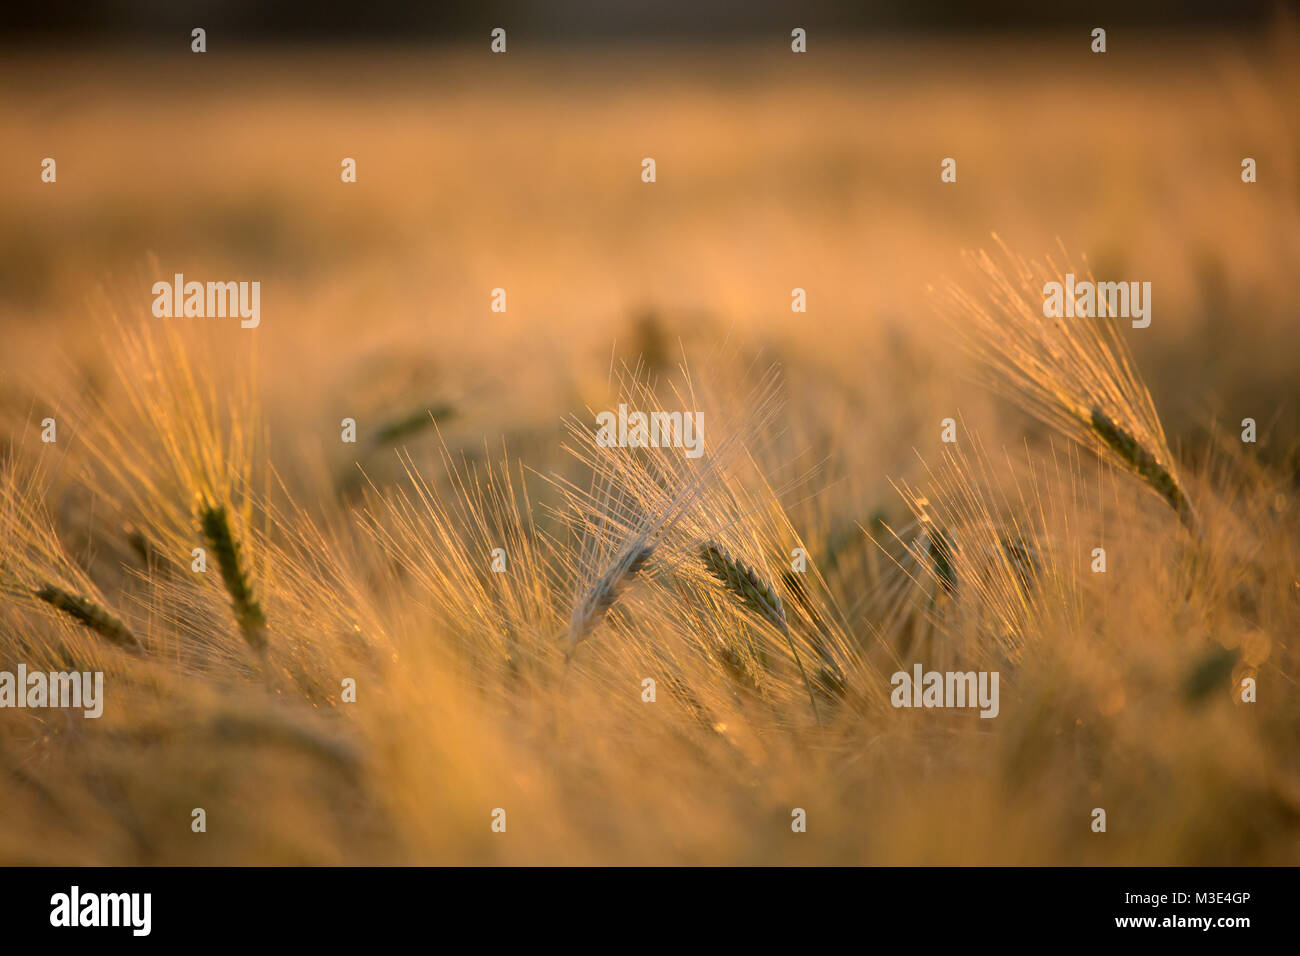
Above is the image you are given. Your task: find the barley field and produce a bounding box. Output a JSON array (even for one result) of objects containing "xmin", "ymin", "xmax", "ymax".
[{"xmin": 0, "ymin": 27, "xmax": 1298, "ymax": 865}]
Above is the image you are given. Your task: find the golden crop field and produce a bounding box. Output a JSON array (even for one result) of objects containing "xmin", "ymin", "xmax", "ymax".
[{"xmin": 0, "ymin": 25, "xmax": 1297, "ymax": 865}]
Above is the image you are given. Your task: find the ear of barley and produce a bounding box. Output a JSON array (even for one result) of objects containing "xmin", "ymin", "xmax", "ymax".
[
  {"xmin": 937, "ymin": 240, "xmax": 1199, "ymax": 537},
  {"xmin": 701, "ymin": 544, "xmax": 786, "ymax": 630},
  {"xmin": 699, "ymin": 542, "xmax": 821, "ymax": 723},
  {"xmin": 372, "ymin": 403, "xmax": 456, "ymax": 447},
  {"xmin": 199, "ymin": 503, "xmax": 267, "ymax": 651},
  {"xmin": 33, "ymin": 583, "xmax": 140, "ymax": 651},
  {"xmin": 560, "ymin": 360, "xmax": 784, "ymax": 655},
  {"xmin": 1089, "ymin": 406, "xmax": 1199, "ymax": 534},
  {"xmin": 567, "ymin": 543, "xmax": 654, "ymax": 650}
]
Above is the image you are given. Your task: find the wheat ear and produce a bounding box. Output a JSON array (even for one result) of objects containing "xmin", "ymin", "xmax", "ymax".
[
  {"xmin": 199, "ymin": 503, "xmax": 267, "ymax": 650},
  {"xmin": 1088, "ymin": 406, "xmax": 1199, "ymax": 534},
  {"xmin": 699, "ymin": 542, "xmax": 821, "ymax": 724},
  {"xmin": 33, "ymin": 583, "xmax": 140, "ymax": 650},
  {"xmin": 567, "ymin": 543, "xmax": 654, "ymax": 651}
]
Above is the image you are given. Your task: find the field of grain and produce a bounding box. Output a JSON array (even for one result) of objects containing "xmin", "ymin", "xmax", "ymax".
[{"xmin": 0, "ymin": 29, "xmax": 1297, "ymax": 864}]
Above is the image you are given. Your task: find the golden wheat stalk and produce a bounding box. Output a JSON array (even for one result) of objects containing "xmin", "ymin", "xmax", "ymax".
[
  {"xmin": 559, "ymin": 359, "xmax": 786, "ymax": 655},
  {"xmin": 372, "ymin": 403, "xmax": 456, "ymax": 447},
  {"xmin": 936, "ymin": 238, "xmax": 1200, "ymax": 536},
  {"xmin": 199, "ymin": 503, "xmax": 267, "ymax": 651},
  {"xmin": 32, "ymin": 582, "xmax": 140, "ymax": 650},
  {"xmin": 699, "ymin": 542, "xmax": 821, "ymax": 723},
  {"xmin": 1088, "ymin": 406, "xmax": 1198, "ymax": 533},
  {"xmin": 567, "ymin": 543, "xmax": 654, "ymax": 649}
]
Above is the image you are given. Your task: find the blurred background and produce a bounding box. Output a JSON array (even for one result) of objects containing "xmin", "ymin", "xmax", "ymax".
[
  {"xmin": 1, "ymin": 0, "xmax": 1299, "ymax": 868},
  {"xmin": 3, "ymin": 1, "xmax": 1287, "ymax": 40},
  {"xmin": 2, "ymin": 2, "xmax": 1298, "ymax": 488}
]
